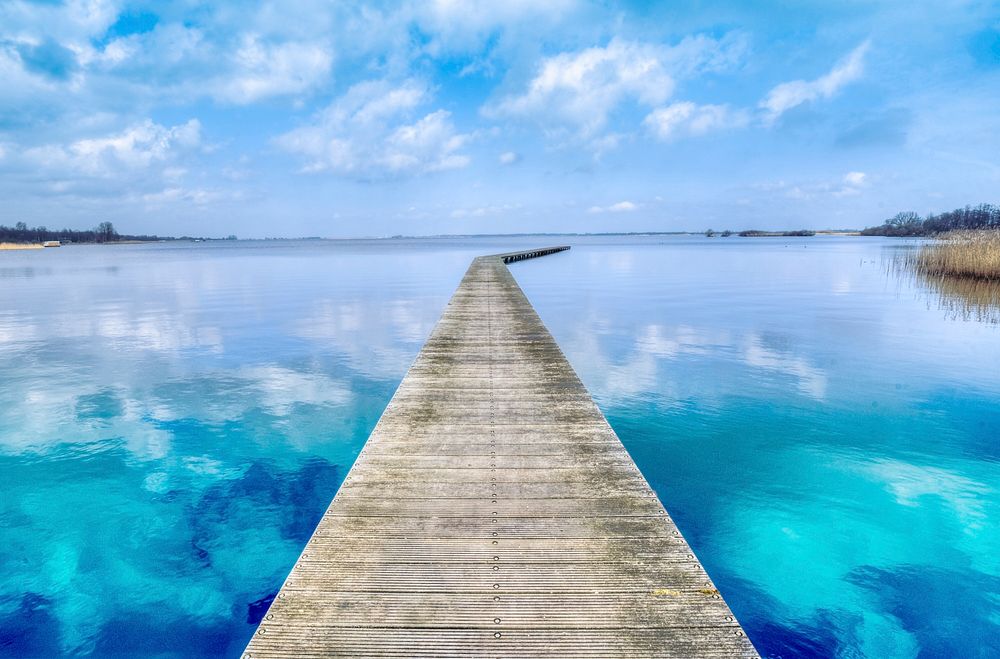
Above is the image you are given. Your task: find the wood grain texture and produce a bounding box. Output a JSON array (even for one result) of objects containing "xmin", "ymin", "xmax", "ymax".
[{"xmin": 244, "ymin": 247, "xmax": 758, "ymax": 658}]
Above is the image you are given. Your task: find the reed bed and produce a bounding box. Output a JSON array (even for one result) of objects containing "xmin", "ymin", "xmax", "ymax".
[
  {"xmin": 927, "ymin": 274, "xmax": 1000, "ymax": 323},
  {"xmin": 912, "ymin": 230, "xmax": 1000, "ymax": 279},
  {"xmin": 893, "ymin": 231, "xmax": 1000, "ymax": 323},
  {"xmin": 0, "ymin": 242, "xmax": 43, "ymax": 250}
]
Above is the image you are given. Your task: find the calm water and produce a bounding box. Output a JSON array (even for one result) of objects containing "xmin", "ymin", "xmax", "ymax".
[{"xmin": 1, "ymin": 237, "xmax": 998, "ymax": 658}]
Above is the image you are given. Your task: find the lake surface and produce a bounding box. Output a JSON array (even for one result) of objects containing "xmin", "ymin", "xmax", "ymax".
[{"xmin": 1, "ymin": 237, "xmax": 998, "ymax": 658}]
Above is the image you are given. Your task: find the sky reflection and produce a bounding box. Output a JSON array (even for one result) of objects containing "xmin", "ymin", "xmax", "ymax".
[
  {"xmin": 1, "ymin": 237, "xmax": 998, "ymax": 657},
  {"xmin": 515, "ymin": 236, "xmax": 1000, "ymax": 658}
]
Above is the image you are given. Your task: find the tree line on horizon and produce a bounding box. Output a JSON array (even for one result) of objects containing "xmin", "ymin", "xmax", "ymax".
[
  {"xmin": 0, "ymin": 221, "xmax": 189, "ymax": 244},
  {"xmin": 861, "ymin": 204, "xmax": 1000, "ymax": 236}
]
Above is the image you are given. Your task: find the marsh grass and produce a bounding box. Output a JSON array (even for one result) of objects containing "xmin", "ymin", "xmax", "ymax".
[
  {"xmin": 0, "ymin": 242, "xmax": 43, "ymax": 250},
  {"xmin": 926, "ymin": 275, "xmax": 1000, "ymax": 323},
  {"xmin": 911, "ymin": 230, "xmax": 1000, "ymax": 279},
  {"xmin": 894, "ymin": 231, "xmax": 1000, "ymax": 323}
]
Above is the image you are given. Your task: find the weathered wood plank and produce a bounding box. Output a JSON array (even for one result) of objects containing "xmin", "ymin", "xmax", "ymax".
[{"xmin": 243, "ymin": 247, "xmax": 757, "ymax": 658}]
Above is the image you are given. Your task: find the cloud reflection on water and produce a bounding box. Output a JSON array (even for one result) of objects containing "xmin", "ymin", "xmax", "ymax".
[
  {"xmin": 513, "ymin": 236, "xmax": 1000, "ymax": 659},
  {"xmin": 0, "ymin": 241, "xmax": 470, "ymax": 655}
]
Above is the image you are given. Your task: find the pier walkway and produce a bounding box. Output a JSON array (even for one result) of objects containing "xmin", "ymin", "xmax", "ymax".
[{"xmin": 245, "ymin": 247, "xmax": 757, "ymax": 657}]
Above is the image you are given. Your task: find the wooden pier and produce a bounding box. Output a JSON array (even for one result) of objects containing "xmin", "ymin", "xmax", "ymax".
[{"xmin": 244, "ymin": 247, "xmax": 757, "ymax": 657}]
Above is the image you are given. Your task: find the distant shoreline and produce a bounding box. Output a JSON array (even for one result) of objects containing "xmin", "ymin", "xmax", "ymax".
[{"xmin": 0, "ymin": 231, "xmax": 871, "ymax": 248}]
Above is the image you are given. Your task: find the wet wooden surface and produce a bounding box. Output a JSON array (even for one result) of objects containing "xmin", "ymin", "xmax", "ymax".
[{"xmin": 244, "ymin": 247, "xmax": 757, "ymax": 657}]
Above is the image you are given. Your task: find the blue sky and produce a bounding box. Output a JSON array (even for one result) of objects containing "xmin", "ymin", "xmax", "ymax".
[{"xmin": 1, "ymin": 1, "xmax": 998, "ymax": 237}]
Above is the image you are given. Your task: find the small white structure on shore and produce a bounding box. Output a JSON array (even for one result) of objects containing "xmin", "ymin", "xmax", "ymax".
[{"xmin": 42, "ymin": 241, "xmax": 61, "ymax": 247}]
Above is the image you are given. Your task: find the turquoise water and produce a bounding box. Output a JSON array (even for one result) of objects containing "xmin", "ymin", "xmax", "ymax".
[{"xmin": 1, "ymin": 237, "xmax": 998, "ymax": 657}]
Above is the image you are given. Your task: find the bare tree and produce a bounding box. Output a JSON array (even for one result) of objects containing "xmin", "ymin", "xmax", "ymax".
[{"xmin": 95, "ymin": 221, "xmax": 118, "ymax": 243}]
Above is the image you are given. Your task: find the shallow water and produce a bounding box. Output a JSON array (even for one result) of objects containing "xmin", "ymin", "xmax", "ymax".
[{"xmin": 1, "ymin": 237, "xmax": 998, "ymax": 657}]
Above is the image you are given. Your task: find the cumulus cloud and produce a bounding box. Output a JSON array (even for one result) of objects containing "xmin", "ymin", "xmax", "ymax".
[
  {"xmin": 140, "ymin": 187, "xmax": 231, "ymax": 206},
  {"xmin": 843, "ymin": 171, "xmax": 867, "ymax": 187},
  {"xmin": 487, "ymin": 39, "xmax": 674, "ymax": 137},
  {"xmin": 23, "ymin": 119, "xmax": 201, "ymax": 177},
  {"xmin": 756, "ymin": 170, "xmax": 871, "ymax": 200},
  {"xmin": 450, "ymin": 203, "xmax": 520, "ymax": 218},
  {"xmin": 588, "ymin": 200, "xmax": 638, "ymax": 214},
  {"xmin": 275, "ymin": 78, "xmax": 471, "ymax": 177},
  {"xmin": 213, "ymin": 35, "xmax": 332, "ymax": 104},
  {"xmin": 498, "ymin": 151, "xmax": 520, "ymax": 165},
  {"xmin": 413, "ymin": 0, "xmax": 580, "ymax": 55},
  {"xmin": 486, "ymin": 34, "xmax": 745, "ymax": 145},
  {"xmin": 834, "ymin": 170, "xmax": 869, "ymax": 196},
  {"xmin": 644, "ymin": 102, "xmax": 749, "ymax": 140},
  {"xmin": 760, "ymin": 40, "xmax": 871, "ymax": 123},
  {"xmin": 1, "ymin": 1, "xmax": 336, "ymax": 109}
]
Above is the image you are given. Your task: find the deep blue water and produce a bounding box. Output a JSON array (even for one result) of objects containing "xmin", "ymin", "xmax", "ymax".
[{"xmin": 1, "ymin": 237, "xmax": 998, "ymax": 658}]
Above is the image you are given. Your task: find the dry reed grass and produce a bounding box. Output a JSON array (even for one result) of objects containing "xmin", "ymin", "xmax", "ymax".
[
  {"xmin": 927, "ymin": 274, "xmax": 1000, "ymax": 323},
  {"xmin": 914, "ymin": 230, "xmax": 1000, "ymax": 279},
  {"xmin": 893, "ymin": 231, "xmax": 1000, "ymax": 323},
  {"xmin": 0, "ymin": 242, "xmax": 43, "ymax": 250}
]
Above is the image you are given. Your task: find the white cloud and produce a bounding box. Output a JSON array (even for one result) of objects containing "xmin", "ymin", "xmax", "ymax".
[
  {"xmin": 275, "ymin": 78, "xmax": 471, "ymax": 177},
  {"xmin": 833, "ymin": 171, "xmax": 869, "ymax": 197},
  {"xmin": 498, "ymin": 151, "xmax": 520, "ymax": 165},
  {"xmin": 753, "ymin": 170, "xmax": 872, "ymax": 200},
  {"xmin": 843, "ymin": 171, "xmax": 867, "ymax": 187},
  {"xmin": 414, "ymin": 0, "xmax": 580, "ymax": 54},
  {"xmin": 383, "ymin": 110, "xmax": 470, "ymax": 172},
  {"xmin": 485, "ymin": 34, "xmax": 746, "ymax": 143},
  {"xmin": 644, "ymin": 102, "xmax": 748, "ymax": 140},
  {"xmin": 487, "ymin": 39, "xmax": 675, "ymax": 138},
  {"xmin": 214, "ymin": 35, "xmax": 333, "ymax": 104},
  {"xmin": 140, "ymin": 187, "xmax": 232, "ymax": 206},
  {"xmin": 23, "ymin": 119, "xmax": 201, "ymax": 177},
  {"xmin": 450, "ymin": 203, "xmax": 520, "ymax": 218},
  {"xmin": 760, "ymin": 40, "xmax": 870, "ymax": 122},
  {"xmin": 588, "ymin": 200, "xmax": 638, "ymax": 214}
]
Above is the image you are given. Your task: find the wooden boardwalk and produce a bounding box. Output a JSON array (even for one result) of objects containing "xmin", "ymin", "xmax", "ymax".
[{"xmin": 244, "ymin": 247, "xmax": 757, "ymax": 658}]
